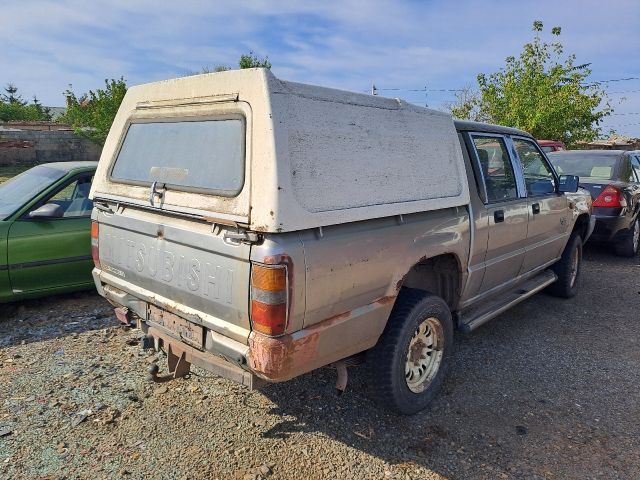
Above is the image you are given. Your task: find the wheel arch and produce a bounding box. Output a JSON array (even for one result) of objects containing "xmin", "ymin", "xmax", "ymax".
[
  {"xmin": 572, "ymin": 213, "xmax": 590, "ymax": 241},
  {"xmin": 396, "ymin": 253, "xmax": 462, "ymax": 310}
]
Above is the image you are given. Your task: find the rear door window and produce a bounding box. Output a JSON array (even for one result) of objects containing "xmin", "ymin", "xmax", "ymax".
[
  {"xmin": 471, "ymin": 135, "xmax": 518, "ymax": 203},
  {"xmin": 111, "ymin": 119, "xmax": 245, "ymax": 196}
]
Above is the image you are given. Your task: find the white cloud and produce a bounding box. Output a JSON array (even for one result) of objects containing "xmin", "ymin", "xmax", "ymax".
[{"xmin": 1, "ymin": 0, "xmax": 639, "ymax": 134}]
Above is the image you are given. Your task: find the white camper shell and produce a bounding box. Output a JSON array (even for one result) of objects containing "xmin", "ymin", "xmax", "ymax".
[{"xmin": 91, "ymin": 69, "xmax": 470, "ymax": 232}]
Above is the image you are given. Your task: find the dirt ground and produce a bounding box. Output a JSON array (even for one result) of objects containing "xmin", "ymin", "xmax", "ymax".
[{"xmin": 1, "ymin": 244, "xmax": 638, "ymax": 479}]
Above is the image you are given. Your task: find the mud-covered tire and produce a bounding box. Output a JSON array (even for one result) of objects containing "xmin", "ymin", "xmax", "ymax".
[
  {"xmin": 366, "ymin": 289, "xmax": 453, "ymax": 415},
  {"xmin": 614, "ymin": 218, "xmax": 639, "ymax": 258},
  {"xmin": 547, "ymin": 233, "xmax": 582, "ymax": 298}
]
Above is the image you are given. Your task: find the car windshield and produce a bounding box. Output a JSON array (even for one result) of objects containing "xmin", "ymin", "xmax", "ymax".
[
  {"xmin": 0, "ymin": 165, "xmax": 66, "ymax": 220},
  {"xmin": 548, "ymin": 153, "xmax": 619, "ymax": 180}
]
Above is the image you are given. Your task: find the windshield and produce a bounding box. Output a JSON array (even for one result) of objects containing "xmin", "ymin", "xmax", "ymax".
[
  {"xmin": 548, "ymin": 153, "xmax": 619, "ymax": 180},
  {"xmin": 0, "ymin": 165, "xmax": 66, "ymax": 220},
  {"xmin": 111, "ymin": 119, "xmax": 245, "ymax": 196}
]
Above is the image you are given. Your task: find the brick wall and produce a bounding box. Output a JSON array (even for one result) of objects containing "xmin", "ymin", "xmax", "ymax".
[{"xmin": 0, "ymin": 122, "xmax": 102, "ymax": 167}]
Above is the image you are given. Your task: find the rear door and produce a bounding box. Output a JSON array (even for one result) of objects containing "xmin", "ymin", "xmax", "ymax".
[
  {"xmin": 468, "ymin": 133, "xmax": 529, "ymax": 293},
  {"xmin": 7, "ymin": 172, "xmax": 94, "ymax": 294},
  {"xmin": 512, "ymin": 137, "xmax": 568, "ymax": 273}
]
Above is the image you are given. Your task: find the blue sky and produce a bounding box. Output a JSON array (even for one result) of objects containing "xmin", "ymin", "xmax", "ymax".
[{"xmin": 2, "ymin": 0, "xmax": 639, "ymax": 136}]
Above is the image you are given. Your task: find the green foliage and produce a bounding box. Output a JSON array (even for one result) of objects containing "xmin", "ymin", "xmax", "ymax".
[
  {"xmin": 190, "ymin": 51, "xmax": 270, "ymax": 77},
  {"xmin": 450, "ymin": 21, "xmax": 611, "ymax": 147},
  {"xmin": 198, "ymin": 65, "xmax": 231, "ymax": 74},
  {"xmin": 448, "ymin": 86, "xmax": 488, "ymax": 123},
  {"xmin": 238, "ymin": 51, "xmax": 271, "ymax": 70},
  {"xmin": 0, "ymin": 83, "xmax": 52, "ymax": 122},
  {"xmin": 60, "ymin": 78, "xmax": 127, "ymax": 146}
]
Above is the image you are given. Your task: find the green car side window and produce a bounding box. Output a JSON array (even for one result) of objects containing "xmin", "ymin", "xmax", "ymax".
[{"xmin": 31, "ymin": 175, "xmax": 94, "ymax": 219}]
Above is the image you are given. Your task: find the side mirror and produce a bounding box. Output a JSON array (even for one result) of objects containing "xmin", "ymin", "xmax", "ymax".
[
  {"xmin": 29, "ymin": 203, "xmax": 64, "ymax": 219},
  {"xmin": 558, "ymin": 175, "xmax": 579, "ymax": 193}
]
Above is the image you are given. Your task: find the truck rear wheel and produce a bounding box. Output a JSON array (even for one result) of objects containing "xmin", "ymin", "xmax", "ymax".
[
  {"xmin": 367, "ymin": 289, "xmax": 453, "ymax": 415},
  {"xmin": 547, "ymin": 232, "xmax": 582, "ymax": 298}
]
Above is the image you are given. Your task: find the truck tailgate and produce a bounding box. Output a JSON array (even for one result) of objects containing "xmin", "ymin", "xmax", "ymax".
[{"xmin": 94, "ymin": 206, "xmax": 252, "ymax": 343}]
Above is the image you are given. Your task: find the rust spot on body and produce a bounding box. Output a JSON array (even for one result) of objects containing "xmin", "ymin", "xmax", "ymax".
[
  {"xmin": 248, "ymin": 293, "xmax": 396, "ymax": 381},
  {"xmin": 248, "ymin": 330, "xmax": 320, "ymax": 380},
  {"xmin": 376, "ymin": 295, "xmax": 396, "ymax": 306}
]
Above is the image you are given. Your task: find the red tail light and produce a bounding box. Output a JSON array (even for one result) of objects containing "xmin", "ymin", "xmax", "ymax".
[
  {"xmin": 250, "ymin": 263, "xmax": 289, "ymax": 336},
  {"xmin": 91, "ymin": 221, "xmax": 101, "ymax": 268},
  {"xmin": 593, "ymin": 185, "xmax": 627, "ymax": 208}
]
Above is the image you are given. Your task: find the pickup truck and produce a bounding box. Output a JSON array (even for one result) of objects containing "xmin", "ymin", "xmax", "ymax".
[{"xmin": 89, "ymin": 69, "xmax": 593, "ymax": 414}]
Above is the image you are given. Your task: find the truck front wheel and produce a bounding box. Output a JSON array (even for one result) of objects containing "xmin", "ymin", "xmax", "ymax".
[
  {"xmin": 547, "ymin": 232, "xmax": 582, "ymax": 298},
  {"xmin": 367, "ymin": 289, "xmax": 453, "ymax": 415}
]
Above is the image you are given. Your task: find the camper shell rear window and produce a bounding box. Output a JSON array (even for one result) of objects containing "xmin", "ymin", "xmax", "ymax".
[{"xmin": 110, "ymin": 117, "xmax": 245, "ymax": 196}]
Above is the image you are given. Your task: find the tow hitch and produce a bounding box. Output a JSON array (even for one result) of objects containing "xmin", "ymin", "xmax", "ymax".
[
  {"xmin": 114, "ymin": 307, "xmax": 136, "ymax": 328},
  {"xmin": 145, "ymin": 341, "xmax": 192, "ymax": 383}
]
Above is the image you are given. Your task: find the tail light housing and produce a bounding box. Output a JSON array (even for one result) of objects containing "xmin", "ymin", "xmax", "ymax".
[
  {"xmin": 250, "ymin": 263, "xmax": 289, "ymax": 336},
  {"xmin": 91, "ymin": 221, "xmax": 101, "ymax": 268},
  {"xmin": 593, "ymin": 185, "xmax": 627, "ymax": 208}
]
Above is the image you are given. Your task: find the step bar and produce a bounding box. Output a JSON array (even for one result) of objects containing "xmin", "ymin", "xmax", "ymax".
[{"xmin": 458, "ymin": 270, "xmax": 558, "ymax": 333}]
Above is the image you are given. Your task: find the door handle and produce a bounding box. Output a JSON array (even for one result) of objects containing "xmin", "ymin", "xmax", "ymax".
[
  {"xmin": 494, "ymin": 210, "xmax": 505, "ymax": 223},
  {"xmin": 532, "ymin": 203, "xmax": 540, "ymax": 214}
]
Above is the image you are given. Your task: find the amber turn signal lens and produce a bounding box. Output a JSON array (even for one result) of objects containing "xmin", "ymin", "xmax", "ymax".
[
  {"xmin": 91, "ymin": 221, "xmax": 99, "ymax": 239},
  {"xmin": 251, "ymin": 265, "xmax": 286, "ymax": 292},
  {"xmin": 90, "ymin": 221, "xmax": 100, "ymax": 268}
]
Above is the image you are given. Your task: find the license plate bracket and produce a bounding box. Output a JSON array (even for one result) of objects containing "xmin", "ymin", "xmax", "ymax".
[{"xmin": 148, "ymin": 305, "xmax": 204, "ymax": 349}]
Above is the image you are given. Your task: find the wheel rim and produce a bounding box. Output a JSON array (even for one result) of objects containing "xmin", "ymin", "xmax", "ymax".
[
  {"xmin": 405, "ymin": 317, "xmax": 444, "ymax": 393},
  {"xmin": 633, "ymin": 219, "xmax": 639, "ymax": 253},
  {"xmin": 568, "ymin": 245, "xmax": 580, "ymax": 287}
]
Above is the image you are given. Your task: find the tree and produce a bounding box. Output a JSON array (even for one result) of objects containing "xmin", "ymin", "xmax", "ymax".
[
  {"xmin": 60, "ymin": 78, "xmax": 127, "ymax": 146},
  {"xmin": 1, "ymin": 83, "xmax": 25, "ymax": 105},
  {"xmin": 238, "ymin": 51, "xmax": 271, "ymax": 70},
  {"xmin": 448, "ymin": 86, "xmax": 488, "ymax": 123},
  {"xmin": 449, "ymin": 21, "xmax": 612, "ymax": 147},
  {"xmin": 0, "ymin": 83, "xmax": 52, "ymax": 122}
]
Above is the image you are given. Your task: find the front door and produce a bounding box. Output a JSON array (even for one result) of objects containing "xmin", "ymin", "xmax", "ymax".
[
  {"xmin": 512, "ymin": 137, "xmax": 568, "ymax": 273},
  {"xmin": 469, "ymin": 134, "xmax": 529, "ymax": 293},
  {"xmin": 7, "ymin": 173, "xmax": 94, "ymax": 295}
]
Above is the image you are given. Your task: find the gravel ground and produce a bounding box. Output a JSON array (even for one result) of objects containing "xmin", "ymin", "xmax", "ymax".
[{"xmin": 1, "ymin": 244, "xmax": 638, "ymax": 479}]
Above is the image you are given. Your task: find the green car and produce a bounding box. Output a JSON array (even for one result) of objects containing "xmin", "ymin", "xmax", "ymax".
[{"xmin": 0, "ymin": 161, "xmax": 98, "ymax": 303}]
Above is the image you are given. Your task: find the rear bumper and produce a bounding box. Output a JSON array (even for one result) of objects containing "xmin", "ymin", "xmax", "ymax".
[
  {"xmin": 584, "ymin": 215, "xmax": 597, "ymax": 243},
  {"xmin": 144, "ymin": 322, "xmax": 263, "ymax": 389},
  {"xmin": 94, "ymin": 268, "xmax": 395, "ymax": 385},
  {"xmin": 93, "ymin": 269, "xmax": 262, "ymax": 388},
  {"xmin": 589, "ymin": 214, "xmax": 629, "ymax": 243}
]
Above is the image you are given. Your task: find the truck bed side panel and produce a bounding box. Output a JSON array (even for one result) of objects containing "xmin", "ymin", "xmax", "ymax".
[{"xmin": 299, "ymin": 208, "xmax": 470, "ymax": 350}]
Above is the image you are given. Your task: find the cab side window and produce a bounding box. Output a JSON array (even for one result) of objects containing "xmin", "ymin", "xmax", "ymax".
[
  {"xmin": 471, "ymin": 136, "xmax": 518, "ymax": 203},
  {"xmin": 513, "ymin": 139, "xmax": 557, "ymax": 196}
]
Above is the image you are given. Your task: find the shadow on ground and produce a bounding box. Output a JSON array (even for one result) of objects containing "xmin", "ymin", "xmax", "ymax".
[{"xmin": 256, "ymin": 243, "xmax": 640, "ymax": 478}]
